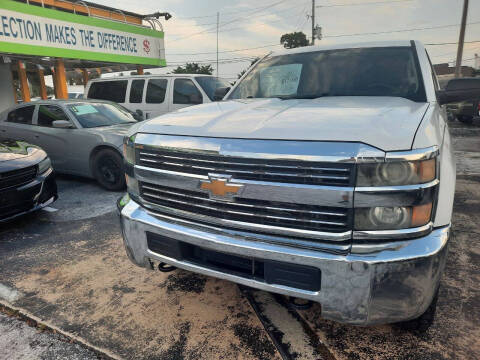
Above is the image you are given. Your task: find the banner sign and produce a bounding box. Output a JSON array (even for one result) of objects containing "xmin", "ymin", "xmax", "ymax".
[{"xmin": 0, "ymin": 0, "xmax": 165, "ymax": 66}]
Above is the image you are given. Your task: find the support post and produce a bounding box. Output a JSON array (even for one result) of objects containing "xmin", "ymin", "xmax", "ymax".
[
  {"xmin": 82, "ymin": 69, "xmax": 89, "ymax": 87},
  {"xmin": 17, "ymin": 61, "xmax": 31, "ymax": 102},
  {"xmin": 37, "ymin": 68, "xmax": 47, "ymax": 100},
  {"xmin": 216, "ymin": 12, "xmax": 219, "ymax": 77},
  {"xmin": 54, "ymin": 59, "xmax": 68, "ymax": 99},
  {"xmin": 311, "ymin": 0, "xmax": 315, "ymax": 45},
  {"xmin": 455, "ymin": 0, "xmax": 469, "ymax": 78},
  {"xmin": 136, "ymin": 66, "xmax": 144, "ymax": 75}
]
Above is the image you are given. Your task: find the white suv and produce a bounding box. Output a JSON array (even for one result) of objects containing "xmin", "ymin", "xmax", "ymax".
[{"xmin": 85, "ymin": 74, "xmax": 230, "ymax": 119}]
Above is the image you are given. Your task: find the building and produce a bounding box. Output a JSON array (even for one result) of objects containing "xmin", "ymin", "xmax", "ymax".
[{"xmin": 0, "ymin": 0, "xmax": 170, "ymax": 112}]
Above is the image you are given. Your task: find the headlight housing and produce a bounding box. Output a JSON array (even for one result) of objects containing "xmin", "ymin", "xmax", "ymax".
[
  {"xmin": 123, "ymin": 134, "xmax": 136, "ymax": 165},
  {"xmin": 355, "ymin": 203, "xmax": 433, "ymax": 231},
  {"xmin": 357, "ymin": 158, "xmax": 436, "ymax": 187},
  {"xmin": 354, "ymin": 152, "xmax": 438, "ymax": 234},
  {"xmin": 38, "ymin": 157, "xmax": 52, "ymax": 174}
]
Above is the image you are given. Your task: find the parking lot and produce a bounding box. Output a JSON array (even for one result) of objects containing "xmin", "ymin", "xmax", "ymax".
[{"xmin": 0, "ymin": 121, "xmax": 478, "ymax": 360}]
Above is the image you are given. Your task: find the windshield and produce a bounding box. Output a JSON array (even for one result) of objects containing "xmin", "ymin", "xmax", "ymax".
[
  {"xmin": 229, "ymin": 47, "xmax": 426, "ymax": 102},
  {"xmin": 67, "ymin": 102, "xmax": 137, "ymax": 128},
  {"xmin": 195, "ymin": 76, "xmax": 231, "ymax": 101}
]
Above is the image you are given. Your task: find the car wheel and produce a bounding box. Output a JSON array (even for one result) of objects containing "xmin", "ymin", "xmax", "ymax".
[
  {"xmin": 93, "ymin": 149, "xmax": 126, "ymax": 191},
  {"xmin": 396, "ymin": 287, "xmax": 439, "ymax": 333},
  {"xmin": 457, "ymin": 115, "xmax": 473, "ymax": 124}
]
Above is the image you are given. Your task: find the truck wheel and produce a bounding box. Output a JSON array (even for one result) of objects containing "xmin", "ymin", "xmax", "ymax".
[
  {"xmin": 93, "ymin": 149, "xmax": 126, "ymax": 191},
  {"xmin": 457, "ymin": 115, "xmax": 473, "ymax": 124},
  {"xmin": 397, "ymin": 288, "xmax": 439, "ymax": 332}
]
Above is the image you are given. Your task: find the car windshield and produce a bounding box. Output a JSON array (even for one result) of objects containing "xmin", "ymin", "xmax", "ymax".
[
  {"xmin": 228, "ymin": 47, "xmax": 426, "ymax": 102},
  {"xmin": 67, "ymin": 102, "xmax": 137, "ymax": 128},
  {"xmin": 195, "ymin": 76, "xmax": 231, "ymax": 101}
]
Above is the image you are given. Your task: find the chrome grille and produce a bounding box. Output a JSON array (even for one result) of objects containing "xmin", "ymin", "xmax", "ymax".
[
  {"xmin": 0, "ymin": 166, "xmax": 37, "ymax": 190},
  {"xmin": 139, "ymin": 181, "xmax": 352, "ymax": 234},
  {"xmin": 136, "ymin": 147, "xmax": 354, "ymax": 186}
]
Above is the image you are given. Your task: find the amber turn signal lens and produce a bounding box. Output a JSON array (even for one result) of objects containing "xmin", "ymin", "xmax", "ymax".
[
  {"xmin": 418, "ymin": 158, "xmax": 436, "ymax": 183},
  {"xmin": 411, "ymin": 203, "xmax": 432, "ymax": 227}
]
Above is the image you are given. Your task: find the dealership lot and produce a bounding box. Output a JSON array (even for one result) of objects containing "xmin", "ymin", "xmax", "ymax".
[{"xmin": 0, "ymin": 123, "xmax": 479, "ymax": 360}]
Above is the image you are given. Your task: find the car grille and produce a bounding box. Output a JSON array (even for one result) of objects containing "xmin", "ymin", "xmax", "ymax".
[
  {"xmin": 136, "ymin": 147, "xmax": 354, "ymax": 186},
  {"xmin": 139, "ymin": 181, "xmax": 351, "ymax": 234},
  {"xmin": 0, "ymin": 166, "xmax": 37, "ymax": 190}
]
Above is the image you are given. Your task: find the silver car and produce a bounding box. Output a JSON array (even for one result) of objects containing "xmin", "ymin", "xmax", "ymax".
[{"xmin": 0, "ymin": 100, "xmax": 138, "ymax": 191}]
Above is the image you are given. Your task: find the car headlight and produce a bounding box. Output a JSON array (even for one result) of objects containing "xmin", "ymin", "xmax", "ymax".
[
  {"xmin": 38, "ymin": 157, "xmax": 52, "ymax": 174},
  {"xmin": 355, "ymin": 203, "xmax": 433, "ymax": 230},
  {"xmin": 123, "ymin": 134, "xmax": 136, "ymax": 165},
  {"xmin": 357, "ymin": 158, "xmax": 436, "ymax": 186}
]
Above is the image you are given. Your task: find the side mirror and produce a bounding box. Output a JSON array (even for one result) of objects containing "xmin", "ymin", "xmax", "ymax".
[
  {"xmin": 437, "ymin": 78, "xmax": 480, "ymax": 105},
  {"xmin": 135, "ymin": 109, "xmax": 143, "ymax": 117},
  {"xmin": 52, "ymin": 120, "xmax": 73, "ymax": 128},
  {"xmin": 213, "ymin": 87, "xmax": 231, "ymax": 101}
]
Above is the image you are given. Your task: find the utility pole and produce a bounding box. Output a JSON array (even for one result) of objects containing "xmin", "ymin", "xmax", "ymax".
[
  {"xmin": 455, "ymin": 0, "xmax": 469, "ymax": 78},
  {"xmin": 216, "ymin": 12, "xmax": 219, "ymax": 77},
  {"xmin": 311, "ymin": 0, "xmax": 315, "ymax": 45}
]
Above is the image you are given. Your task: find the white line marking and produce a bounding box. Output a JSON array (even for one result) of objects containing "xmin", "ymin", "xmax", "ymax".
[
  {"xmin": 42, "ymin": 207, "xmax": 58, "ymax": 213},
  {"xmin": 0, "ymin": 283, "xmax": 22, "ymax": 303}
]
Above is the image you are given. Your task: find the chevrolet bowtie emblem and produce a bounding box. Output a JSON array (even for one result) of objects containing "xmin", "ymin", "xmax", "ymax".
[{"xmin": 199, "ymin": 176, "xmax": 243, "ymax": 201}]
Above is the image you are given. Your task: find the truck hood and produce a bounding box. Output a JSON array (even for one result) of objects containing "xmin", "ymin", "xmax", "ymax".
[{"xmin": 137, "ymin": 97, "xmax": 430, "ymax": 151}]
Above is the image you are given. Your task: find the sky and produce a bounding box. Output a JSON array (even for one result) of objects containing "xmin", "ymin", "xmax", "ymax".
[{"xmin": 93, "ymin": 0, "xmax": 480, "ymax": 80}]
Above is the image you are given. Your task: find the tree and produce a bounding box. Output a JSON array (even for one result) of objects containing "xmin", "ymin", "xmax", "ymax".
[
  {"xmin": 280, "ymin": 31, "xmax": 309, "ymax": 49},
  {"xmin": 236, "ymin": 57, "xmax": 261, "ymax": 79},
  {"xmin": 172, "ymin": 63, "xmax": 213, "ymax": 75}
]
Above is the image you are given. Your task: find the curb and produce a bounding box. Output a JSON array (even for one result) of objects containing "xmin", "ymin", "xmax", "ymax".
[{"xmin": 0, "ymin": 300, "xmax": 121, "ymax": 360}]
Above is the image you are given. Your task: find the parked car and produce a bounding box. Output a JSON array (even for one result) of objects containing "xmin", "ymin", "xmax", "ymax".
[
  {"xmin": 0, "ymin": 100, "xmax": 138, "ymax": 190},
  {"xmin": 68, "ymin": 92, "xmax": 83, "ymax": 99},
  {"xmin": 84, "ymin": 74, "xmax": 231, "ymax": 119},
  {"xmin": 452, "ymin": 99, "xmax": 479, "ymax": 124},
  {"xmin": 0, "ymin": 139, "xmax": 57, "ymax": 222},
  {"xmin": 118, "ymin": 40, "xmax": 478, "ymax": 329}
]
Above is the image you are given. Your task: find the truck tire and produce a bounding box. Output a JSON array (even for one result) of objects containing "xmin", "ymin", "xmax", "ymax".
[
  {"xmin": 93, "ymin": 148, "xmax": 126, "ymax": 191},
  {"xmin": 397, "ymin": 287, "xmax": 439, "ymax": 332},
  {"xmin": 457, "ymin": 115, "xmax": 473, "ymax": 124}
]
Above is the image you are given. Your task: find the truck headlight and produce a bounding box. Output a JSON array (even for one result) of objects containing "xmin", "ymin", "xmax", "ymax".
[
  {"xmin": 355, "ymin": 203, "xmax": 432, "ymax": 230},
  {"xmin": 357, "ymin": 158, "xmax": 436, "ymax": 186},
  {"xmin": 38, "ymin": 157, "xmax": 52, "ymax": 174},
  {"xmin": 123, "ymin": 134, "xmax": 136, "ymax": 165}
]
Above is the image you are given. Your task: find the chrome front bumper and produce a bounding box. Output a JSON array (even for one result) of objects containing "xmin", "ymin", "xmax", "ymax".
[{"xmin": 118, "ymin": 196, "xmax": 450, "ymax": 325}]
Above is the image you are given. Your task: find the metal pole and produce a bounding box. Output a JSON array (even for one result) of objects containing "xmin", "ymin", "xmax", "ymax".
[
  {"xmin": 311, "ymin": 0, "xmax": 315, "ymax": 45},
  {"xmin": 455, "ymin": 0, "xmax": 469, "ymax": 78},
  {"xmin": 216, "ymin": 12, "xmax": 219, "ymax": 77}
]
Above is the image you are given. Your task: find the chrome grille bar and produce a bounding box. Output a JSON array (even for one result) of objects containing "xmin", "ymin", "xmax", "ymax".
[
  {"xmin": 137, "ymin": 148, "xmax": 354, "ymax": 186},
  {"xmin": 139, "ymin": 182, "xmax": 351, "ymax": 235}
]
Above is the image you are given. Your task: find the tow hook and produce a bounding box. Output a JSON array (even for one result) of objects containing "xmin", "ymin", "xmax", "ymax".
[
  {"xmin": 158, "ymin": 262, "xmax": 177, "ymax": 272},
  {"xmin": 289, "ymin": 297, "xmax": 313, "ymax": 310}
]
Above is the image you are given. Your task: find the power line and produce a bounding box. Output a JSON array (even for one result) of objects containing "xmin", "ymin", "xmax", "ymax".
[
  {"xmin": 167, "ymin": 44, "xmax": 281, "ymax": 56},
  {"xmin": 323, "ymin": 20, "xmax": 480, "ymax": 39},
  {"xmin": 169, "ymin": 1, "xmax": 309, "ymax": 29},
  {"xmin": 167, "ymin": 22, "xmax": 480, "ymax": 57},
  {"xmin": 425, "ymin": 40, "xmax": 480, "ymax": 46},
  {"xmin": 172, "ymin": 8, "xmax": 308, "ymax": 36},
  {"xmin": 169, "ymin": 0, "xmax": 290, "ymax": 42},
  {"xmin": 317, "ymin": 0, "xmax": 414, "ymax": 7}
]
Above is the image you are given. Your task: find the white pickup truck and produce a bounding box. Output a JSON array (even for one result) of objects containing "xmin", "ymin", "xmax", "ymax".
[{"xmin": 117, "ymin": 41, "xmax": 480, "ymax": 328}]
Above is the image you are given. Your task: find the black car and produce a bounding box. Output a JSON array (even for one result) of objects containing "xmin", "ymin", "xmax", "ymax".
[
  {"xmin": 454, "ymin": 99, "xmax": 479, "ymax": 124},
  {"xmin": 0, "ymin": 139, "xmax": 57, "ymax": 222}
]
